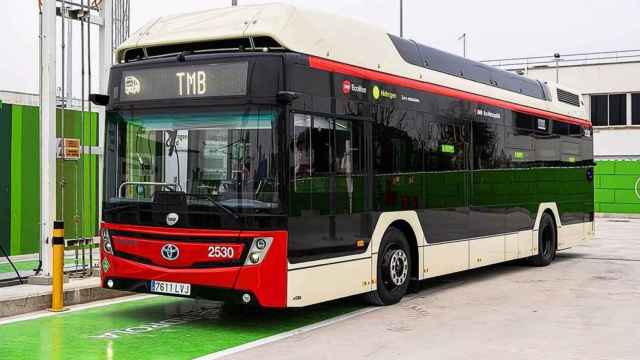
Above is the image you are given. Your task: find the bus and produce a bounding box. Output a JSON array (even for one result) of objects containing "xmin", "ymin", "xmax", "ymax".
[{"xmin": 98, "ymin": 4, "xmax": 594, "ymax": 308}]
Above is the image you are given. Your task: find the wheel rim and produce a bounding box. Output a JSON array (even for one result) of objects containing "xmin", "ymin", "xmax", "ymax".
[{"xmin": 382, "ymin": 247, "xmax": 409, "ymax": 291}]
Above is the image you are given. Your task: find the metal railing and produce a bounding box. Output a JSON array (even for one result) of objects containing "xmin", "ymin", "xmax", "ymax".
[{"xmin": 481, "ymin": 49, "xmax": 640, "ymax": 71}]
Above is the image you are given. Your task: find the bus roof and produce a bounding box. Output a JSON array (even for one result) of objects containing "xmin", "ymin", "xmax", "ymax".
[{"xmin": 116, "ymin": 3, "xmax": 588, "ymax": 124}]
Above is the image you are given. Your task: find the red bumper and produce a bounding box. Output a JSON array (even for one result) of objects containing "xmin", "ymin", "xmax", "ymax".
[{"xmin": 100, "ymin": 223, "xmax": 288, "ymax": 308}]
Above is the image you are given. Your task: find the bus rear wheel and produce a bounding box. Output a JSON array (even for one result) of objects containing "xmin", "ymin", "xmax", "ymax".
[
  {"xmin": 366, "ymin": 227, "xmax": 411, "ymax": 306},
  {"xmin": 529, "ymin": 212, "xmax": 557, "ymax": 267}
]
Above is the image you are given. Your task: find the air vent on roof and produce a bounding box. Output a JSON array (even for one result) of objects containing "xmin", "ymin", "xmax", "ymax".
[
  {"xmin": 557, "ymin": 88, "xmax": 580, "ymax": 107},
  {"xmin": 122, "ymin": 36, "xmax": 285, "ymax": 63}
]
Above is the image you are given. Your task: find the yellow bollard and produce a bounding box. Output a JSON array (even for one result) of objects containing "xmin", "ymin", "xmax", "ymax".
[{"xmin": 51, "ymin": 221, "xmax": 65, "ymax": 312}]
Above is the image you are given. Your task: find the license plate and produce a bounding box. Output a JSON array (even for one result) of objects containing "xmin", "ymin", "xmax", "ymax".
[{"xmin": 150, "ymin": 280, "xmax": 191, "ymax": 296}]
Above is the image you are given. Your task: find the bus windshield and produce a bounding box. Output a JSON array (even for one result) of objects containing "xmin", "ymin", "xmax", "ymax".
[{"xmin": 105, "ymin": 106, "xmax": 280, "ymax": 212}]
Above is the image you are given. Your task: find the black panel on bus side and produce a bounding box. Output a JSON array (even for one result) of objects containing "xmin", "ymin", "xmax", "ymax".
[
  {"xmin": 388, "ymin": 35, "xmax": 547, "ymax": 100},
  {"xmin": 285, "ymin": 57, "xmax": 593, "ymax": 255}
]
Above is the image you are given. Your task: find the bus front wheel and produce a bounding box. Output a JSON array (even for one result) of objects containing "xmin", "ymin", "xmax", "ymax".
[
  {"xmin": 529, "ymin": 212, "xmax": 557, "ymax": 267},
  {"xmin": 366, "ymin": 227, "xmax": 411, "ymax": 306}
]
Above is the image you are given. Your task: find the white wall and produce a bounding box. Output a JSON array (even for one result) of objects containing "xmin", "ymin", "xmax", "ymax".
[
  {"xmin": 594, "ymin": 128, "xmax": 640, "ymax": 159},
  {"xmin": 524, "ymin": 61, "xmax": 640, "ymax": 94}
]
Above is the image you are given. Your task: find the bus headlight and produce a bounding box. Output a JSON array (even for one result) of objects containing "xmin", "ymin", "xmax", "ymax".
[
  {"xmin": 244, "ymin": 237, "xmax": 273, "ymax": 265},
  {"xmin": 249, "ymin": 252, "xmax": 261, "ymax": 264},
  {"xmin": 102, "ymin": 229, "xmax": 113, "ymax": 254}
]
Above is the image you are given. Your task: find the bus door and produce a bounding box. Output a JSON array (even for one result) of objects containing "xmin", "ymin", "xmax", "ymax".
[
  {"xmin": 470, "ymin": 104, "xmax": 507, "ymax": 238},
  {"xmin": 288, "ymin": 113, "xmax": 370, "ymax": 262},
  {"xmin": 422, "ymin": 116, "xmax": 471, "ymax": 243}
]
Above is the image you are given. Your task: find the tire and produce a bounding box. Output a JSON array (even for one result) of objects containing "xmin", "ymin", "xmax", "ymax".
[
  {"xmin": 365, "ymin": 227, "xmax": 412, "ymax": 306},
  {"xmin": 529, "ymin": 212, "xmax": 557, "ymax": 267}
]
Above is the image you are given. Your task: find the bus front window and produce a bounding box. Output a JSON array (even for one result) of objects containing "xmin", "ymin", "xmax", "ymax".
[{"xmin": 105, "ymin": 107, "xmax": 280, "ymax": 212}]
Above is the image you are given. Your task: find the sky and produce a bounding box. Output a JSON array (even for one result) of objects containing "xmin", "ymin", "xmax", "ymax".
[{"xmin": 1, "ymin": 0, "xmax": 639, "ymax": 97}]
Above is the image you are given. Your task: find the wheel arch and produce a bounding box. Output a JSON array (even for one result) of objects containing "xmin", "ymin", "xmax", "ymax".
[
  {"xmin": 533, "ymin": 202, "xmax": 562, "ymax": 231},
  {"xmin": 370, "ymin": 211, "xmax": 424, "ymax": 281}
]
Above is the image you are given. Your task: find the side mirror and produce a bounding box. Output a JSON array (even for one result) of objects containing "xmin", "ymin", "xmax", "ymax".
[
  {"xmin": 89, "ymin": 93, "xmax": 110, "ymax": 106},
  {"xmin": 276, "ymin": 91, "xmax": 299, "ymax": 104}
]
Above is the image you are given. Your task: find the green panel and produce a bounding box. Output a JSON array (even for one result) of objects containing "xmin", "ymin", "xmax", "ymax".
[
  {"xmin": 595, "ymin": 160, "xmax": 616, "ymax": 175},
  {"xmin": 19, "ymin": 105, "xmax": 41, "ymax": 254},
  {"xmin": 614, "ymin": 161, "xmax": 640, "ymax": 175},
  {"xmin": 600, "ymin": 175, "xmax": 639, "ymax": 190},
  {"xmin": 7, "ymin": 105, "xmax": 42, "ymax": 255},
  {"xmin": 599, "ymin": 202, "xmax": 640, "ymax": 214},
  {"xmin": 0, "ymin": 102, "xmax": 11, "ymax": 254},
  {"xmin": 614, "ymin": 190, "xmax": 640, "ymax": 203},
  {"xmin": 10, "ymin": 105, "xmax": 23, "ymax": 255},
  {"xmin": 594, "ymin": 175, "xmax": 603, "ymax": 189},
  {"xmin": 595, "ymin": 189, "xmax": 615, "ymax": 203},
  {"xmin": 56, "ymin": 109, "xmax": 100, "ymax": 240}
]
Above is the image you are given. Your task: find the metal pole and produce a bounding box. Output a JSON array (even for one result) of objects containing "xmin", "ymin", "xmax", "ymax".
[
  {"xmin": 554, "ymin": 53, "xmax": 560, "ymax": 82},
  {"xmin": 98, "ymin": 0, "xmax": 113, "ymax": 235},
  {"xmin": 458, "ymin": 33, "xmax": 467, "ymax": 57},
  {"xmin": 65, "ymin": 8, "xmax": 73, "ymax": 101},
  {"xmin": 41, "ymin": 0, "xmax": 58, "ymax": 277},
  {"xmin": 399, "ymin": 0, "xmax": 403, "ymax": 38}
]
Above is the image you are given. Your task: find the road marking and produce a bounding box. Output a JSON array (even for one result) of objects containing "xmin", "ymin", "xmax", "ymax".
[
  {"xmin": 635, "ymin": 177, "xmax": 640, "ymax": 200},
  {"xmin": 0, "ymin": 294, "xmax": 155, "ymax": 326},
  {"xmin": 194, "ymin": 306, "xmax": 381, "ymax": 360}
]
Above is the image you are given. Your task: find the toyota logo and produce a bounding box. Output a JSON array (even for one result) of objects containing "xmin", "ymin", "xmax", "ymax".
[{"xmin": 161, "ymin": 244, "xmax": 180, "ymax": 261}]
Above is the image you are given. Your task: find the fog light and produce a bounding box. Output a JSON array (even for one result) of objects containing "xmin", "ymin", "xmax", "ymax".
[
  {"xmin": 106, "ymin": 279, "xmax": 114, "ymax": 288},
  {"xmin": 242, "ymin": 293, "xmax": 251, "ymax": 304},
  {"xmin": 255, "ymin": 238, "xmax": 267, "ymax": 250},
  {"xmin": 102, "ymin": 257, "xmax": 110, "ymax": 273},
  {"xmin": 249, "ymin": 252, "xmax": 260, "ymax": 264}
]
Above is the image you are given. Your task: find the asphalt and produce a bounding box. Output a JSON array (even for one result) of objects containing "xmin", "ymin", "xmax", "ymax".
[{"xmin": 226, "ymin": 218, "xmax": 640, "ymax": 360}]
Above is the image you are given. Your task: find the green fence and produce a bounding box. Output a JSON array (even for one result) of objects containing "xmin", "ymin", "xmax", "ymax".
[
  {"xmin": 595, "ymin": 160, "xmax": 640, "ymax": 214},
  {"xmin": 0, "ymin": 101, "xmax": 99, "ymax": 256}
]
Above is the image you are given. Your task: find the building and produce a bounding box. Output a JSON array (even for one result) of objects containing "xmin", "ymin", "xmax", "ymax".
[
  {"xmin": 0, "ymin": 90, "xmax": 99, "ymax": 256},
  {"xmin": 485, "ymin": 50, "xmax": 640, "ymax": 215}
]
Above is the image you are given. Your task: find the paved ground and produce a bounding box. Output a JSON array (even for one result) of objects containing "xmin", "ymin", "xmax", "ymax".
[{"xmin": 227, "ymin": 219, "xmax": 640, "ymax": 360}]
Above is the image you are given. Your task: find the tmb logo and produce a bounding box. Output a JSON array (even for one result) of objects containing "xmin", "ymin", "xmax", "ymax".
[{"xmin": 342, "ymin": 80, "xmax": 352, "ymax": 94}]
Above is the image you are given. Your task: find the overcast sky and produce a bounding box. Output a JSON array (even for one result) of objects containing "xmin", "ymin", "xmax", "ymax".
[{"xmin": 1, "ymin": 0, "xmax": 639, "ymax": 97}]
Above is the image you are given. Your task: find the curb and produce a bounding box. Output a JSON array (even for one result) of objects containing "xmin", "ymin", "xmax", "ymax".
[{"xmin": 0, "ymin": 284, "xmax": 131, "ymax": 318}]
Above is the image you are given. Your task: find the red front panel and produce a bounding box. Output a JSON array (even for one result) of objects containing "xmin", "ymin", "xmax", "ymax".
[
  {"xmin": 112, "ymin": 235, "xmax": 245, "ymax": 268},
  {"xmin": 100, "ymin": 223, "xmax": 288, "ymax": 308}
]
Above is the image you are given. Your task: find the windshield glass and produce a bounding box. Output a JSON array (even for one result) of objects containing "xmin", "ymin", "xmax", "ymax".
[{"xmin": 105, "ymin": 107, "xmax": 280, "ymax": 213}]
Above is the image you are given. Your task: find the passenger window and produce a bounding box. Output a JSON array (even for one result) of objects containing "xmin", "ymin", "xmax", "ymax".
[
  {"xmin": 425, "ymin": 120, "xmax": 467, "ymax": 171},
  {"xmin": 334, "ymin": 120, "xmax": 364, "ymax": 175}
]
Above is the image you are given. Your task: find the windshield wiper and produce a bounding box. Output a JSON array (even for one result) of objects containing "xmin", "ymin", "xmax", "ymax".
[{"xmin": 184, "ymin": 193, "xmax": 240, "ymax": 220}]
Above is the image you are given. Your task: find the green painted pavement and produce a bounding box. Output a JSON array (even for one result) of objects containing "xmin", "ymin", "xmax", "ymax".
[{"xmin": 0, "ymin": 295, "xmax": 362, "ymax": 360}]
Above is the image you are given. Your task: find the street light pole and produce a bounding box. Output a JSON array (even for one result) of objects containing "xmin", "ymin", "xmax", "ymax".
[
  {"xmin": 399, "ymin": 0, "xmax": 403, "ymax": 37},
  {"xmin": 458, "ymin": 33, "xmax": 467, "ymax": 57}
]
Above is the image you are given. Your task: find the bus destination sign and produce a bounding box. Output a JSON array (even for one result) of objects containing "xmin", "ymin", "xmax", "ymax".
[{"xmin": 119, "ymin": 62, "xmax": 248, "ymax": 101}]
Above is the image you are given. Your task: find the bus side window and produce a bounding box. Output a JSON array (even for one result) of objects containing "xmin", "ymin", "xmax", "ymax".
[{"xmin": 293, "ymin": 113, "xmax": 312, "ymax": 180}]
